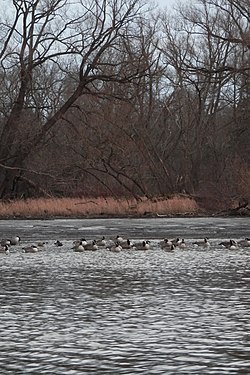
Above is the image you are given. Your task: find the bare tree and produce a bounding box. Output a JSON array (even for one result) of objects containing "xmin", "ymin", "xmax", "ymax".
[
  {"xmin": 0, "ymin": 0, "xmax": 151, "ymax": 198},
  {"xmin": 156, "ymin": 0, "xmax": 250, "ymax": 199},
  {"xmin": 33, "ymin": 11, "xmax": 165, "ymax": 200}
]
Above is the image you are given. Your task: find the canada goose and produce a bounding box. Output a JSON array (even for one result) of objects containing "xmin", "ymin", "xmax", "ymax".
[
  {"xmin": 116, "ymin": 235, "xmax": 124, "ymax": 244},
  {"xmin": 84, "ymin": 240, "xmax": 98, "ymax": 251},
  {"xmin": 228, "ymin": 240, "xmax": 238, "ymax": 250},
  {"xmin": 37, "ymin": 241, "xmax": 47, "ymax": 248},
  {"xmin": 96, "ymin": 236, "xmax": 107, "ymax": 247},
  {"xmin": 219, "ymin": 239, "xmax": 237, "ymax": 248},
  {"xmin": 178, "ymin": 238, "xmax": 186, "ymax": 249},
  {"xmin": 160, "ymin": 238, "xmax": 173, "ymax": 249},
  {"xmin": 159, "ymin": 238, "xmax": 172, "ymax": 246},
  {"xmin": 135, "ymin": 240, "xmax": 150, "ymax": 251},
  {"xmin": 35, "ymin": 242, "xmax": 46, "ymax": 251},
  {"xmin": 120, "ymin": 239, "xmax": 134, "ymax": 249},
  {"xmin": 73, "ymin": 238, "xmax": 87, "ymax": 247},
  {"xmin": 22, "ymin": 245, "xmax": 38, "ymax": 253},
  {"xmin": 0, "ymin": 244, "xmax": 9, "ymax": 254},
  {"xmin": 238, "ymin": 238, "xmax": 250, "ymax": 247},
  {"xmin": 1, "ymin": 239, "xmax": 11, "ymax": 246},
  {"xmin": 72, "ymin": 244, "xmax": 85, "ymax": 252},
  {"xmin": 171, "ymin": 238, "xmax": 181, "ymax": 246},
  {"xmin": 193, "ymin": 238, "xmax": 210, "ymax": 247},
  {"xmin": 109, "ymin": 242, "xmax": 122, "ymax": 252},
  {"xmin": 163, "ymin": 244, "xmax": 175, "ymax": 252},
  {"xmin": 10, "ymin": 236, "xmax": 21, "ymax": 245},
  {"xmin": 54, "ymin": 240, "xmax": 63, "ymax": 247}
]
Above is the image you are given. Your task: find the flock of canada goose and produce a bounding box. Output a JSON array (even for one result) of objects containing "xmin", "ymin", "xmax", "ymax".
[{"xmin": 0, "ymin": 235, "xmax": 250, "ymax": 255}]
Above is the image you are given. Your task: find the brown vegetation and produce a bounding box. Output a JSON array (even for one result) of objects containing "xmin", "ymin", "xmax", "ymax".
[{"xmin": 0, "ymin": 196, "xmax": 199, "ymax": 219}]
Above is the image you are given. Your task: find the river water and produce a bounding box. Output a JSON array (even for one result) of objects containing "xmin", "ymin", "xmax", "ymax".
[{"xmin": 0, "ymin": 217, "xmax": 249, "ymax": 374}]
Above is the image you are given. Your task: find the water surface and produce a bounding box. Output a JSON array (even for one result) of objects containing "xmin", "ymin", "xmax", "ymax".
[{"xmin": 0, "ymin": 217, "xmax": 249, "ymax": 374}]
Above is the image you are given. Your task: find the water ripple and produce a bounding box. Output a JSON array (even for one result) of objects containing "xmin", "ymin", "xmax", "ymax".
[{"xmin": 0, "ymin": 218, "xmax": 250, "ymax": 374}]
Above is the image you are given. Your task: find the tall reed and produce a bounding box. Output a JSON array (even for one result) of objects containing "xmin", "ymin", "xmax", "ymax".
[{"xmin": 0, "ymin": 196, "xmax": 199, "ymax": 218}]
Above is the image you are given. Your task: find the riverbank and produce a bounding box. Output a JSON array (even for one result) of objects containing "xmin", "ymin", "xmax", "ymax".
[{"xmin": 0, "ymin": 196, "xmax": 200, "ymax": 219}]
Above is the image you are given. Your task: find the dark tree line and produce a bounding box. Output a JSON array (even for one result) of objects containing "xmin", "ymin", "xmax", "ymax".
[{"xmin": 0, "ymin": 0, "xmax": 249, "ymax": 209}]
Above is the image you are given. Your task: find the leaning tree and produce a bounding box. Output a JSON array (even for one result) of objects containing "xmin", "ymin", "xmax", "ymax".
[{"xmin": 0, "ymin": 0, "xmax": 153, "ymax": 198}]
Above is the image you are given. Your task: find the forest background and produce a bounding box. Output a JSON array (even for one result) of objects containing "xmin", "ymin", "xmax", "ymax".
[{"xmin": 0, "ymin": 0, "xmax": 249, "ymax": 216}]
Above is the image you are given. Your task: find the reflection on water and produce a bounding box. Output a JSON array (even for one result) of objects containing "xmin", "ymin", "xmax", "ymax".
[{"xmin": 0, "ymin": 218, "xmax": 250, "ymax": 374}]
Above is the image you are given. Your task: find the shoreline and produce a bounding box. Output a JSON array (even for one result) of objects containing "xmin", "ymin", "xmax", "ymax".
[
  {"xmin": 0, "ymin": 212, "xmax": 247, "ymax": 220},
  {"xmin": 0, "ymin": 211, "xmax": 205, "ymax": 220},
  {"xmin": 0, "ymin": 215, "xmax": 202, "ymax": 221},
  {"xmin": 0, "ymin": 196, "xmax": 200, "ymax": 219},
  {"xmin": 0, "ymin": 195, "xmax": 248, "ymax": 220}
]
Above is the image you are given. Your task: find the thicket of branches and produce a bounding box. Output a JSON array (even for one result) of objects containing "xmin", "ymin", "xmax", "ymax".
[{"xmin": 0, "ymin": 0, "xmax": 249, "ymax": 209}]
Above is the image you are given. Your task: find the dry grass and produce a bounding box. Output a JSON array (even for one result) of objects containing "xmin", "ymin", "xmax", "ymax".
[{"xmin": 0, "ymin": 196, "xmax": 199, "ymax": 218}]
